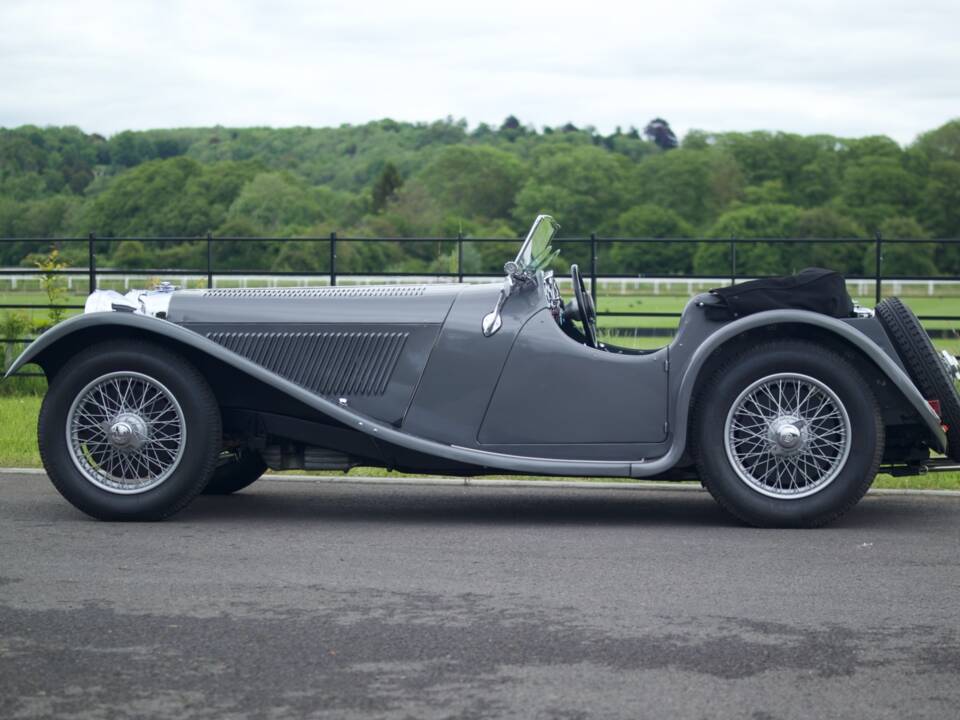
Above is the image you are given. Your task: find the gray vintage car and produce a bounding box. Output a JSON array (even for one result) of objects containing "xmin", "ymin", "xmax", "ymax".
[{"xmin": 8, "ymin": 216, "xmax": 960, "ymax": 526}]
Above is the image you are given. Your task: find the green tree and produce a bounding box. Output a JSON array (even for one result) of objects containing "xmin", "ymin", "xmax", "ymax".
[
  {"xmin": 0, "ymin": 126, "xmax": 98, "ymax": 197},
  {"xmin": 34, "ymin": 246, "xmax": 69, "ymax": 325},
  {"xmin": 870, "ymin": 217, "xmax": 937, "ymax": 277},
  {"xmin": 499, "ymin": 115, "xmax": 525, "ymax": 142},
  {"xmin": 461, "ymin": 220, "xmax": 520, "ymax": 275},
  {"xmin": 694, "ymin": 204, "xmax": 804, "ymax": 275},
  {"xmin": 795, "ymin": 152, "xmax": 841, "ymax": 206},
  {"xmin": 1, "ymin": 119, "xmax": 958, "ymax": 283},
  {"xmin": 608, "ymin": 205, "xmax": 695, "ymax": 275},
  {"xmin": 715, "ymin": 131, "xmax": 838, "ymax": 206},
  {"xmin": 840, "ymin": 157, "xmax": 920, "ymax": 222},
  {"xmin": 743, "ymin": 180, "xmax": 791, "ymax": 205},
  {"xmin": 82, "ymin": 158, "xmax": 261, "ymax": 239},
  {"xmin": 108, "ymin": 130, "xmax": 157, "ymax": 167},
  {"xmin": 841, "ymin": 135, "xmax": 903, "ymax": 163},
  {"xmin": 271, "ymin": 240, "xmax": 329, "ymax": 272},
  {"xmin": 110, "ymin": 240, "xmax": 150, "ymax": 269},
  {"xmin": 371, "ymin": 162, "xmax": 403, "ymax": 212},
  {"xmin": 911, "ymin": 119, "xmax": 960, "ymax": 164},
  {"xmin": 633, "ymin": 149, "xmax": 743, "ymax": 227},
  {"xmin": 513, "ymin": 145, "xmax": 632, "ymax": 238},
  {"xmin": 227, "ymin": 172, "xmax": 324, "ymax": 233},
  {"xmin": 415, "ymin": 146, "xmax": 523, "ymax": 220},
  {"xmin": 361, "ymin": 183, "xmax": 445, "ymax": 239},
  {"xmin": 792, "ymin": 207, "xmax": 866, "ymax": 273},
  {"xmin": 922, "ymin": 160, "xmax": 960, "ymax": 237},
  {"xmin": 0, "ymin": 195, "xmax": 82, "ymax": 265},
  {"xmin": 920, "ymin": 160, "xmax": 960, "ymax": 273}
]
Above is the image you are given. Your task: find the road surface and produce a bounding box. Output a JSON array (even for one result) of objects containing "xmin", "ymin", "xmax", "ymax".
[{"xmin": 1, "ymin": 472, "xmax": 958, "ymax": 719}]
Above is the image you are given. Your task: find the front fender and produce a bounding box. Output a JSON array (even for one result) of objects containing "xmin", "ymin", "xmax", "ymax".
[
  {"xmin": 5, "ymin": 312, "xmax": 636, "ymax": 476},
  {"xmin": 7, "ymin": 312, "xmax": 219, "ymax": 378}
]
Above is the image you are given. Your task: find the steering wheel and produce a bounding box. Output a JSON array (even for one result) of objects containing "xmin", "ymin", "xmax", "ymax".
[{"xmin": 570, "ymin": 264, "xmax": 599, "ymax": 348}]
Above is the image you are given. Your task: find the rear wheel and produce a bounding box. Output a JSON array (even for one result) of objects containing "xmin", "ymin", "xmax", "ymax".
[
  {"xmin": 693, "ymin": 340, "xmax": 883, "ymax": 527},
  {"xmin": 38, "ymin": 340, "xmax": 221, "ymax": 521},
  {"xmin": 203, "ymin": 448, "xmax": 267, "ymax": 495},
  {"xmin": 875, "ymin": 297, "xmax": 960, "ymax": 460}
]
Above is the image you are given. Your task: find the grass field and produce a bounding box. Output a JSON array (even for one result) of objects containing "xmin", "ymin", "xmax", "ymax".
[
  {"xmin": 0, "ymin": 396, "xmax": 44, "ymax": 467},
  {"xmin": 2, "ymin": 396, "xmax": 956, "ymax": 490}
]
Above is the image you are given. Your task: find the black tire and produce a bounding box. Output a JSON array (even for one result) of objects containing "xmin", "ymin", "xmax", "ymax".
[
  {"xmin": 38, "ymin": 340, "xmax": 221, "ymax": 521},
  {"xmin": 875, "ymin": 297, "xmax": 960, "ymax": 460},
  {"xmin": 203, "ymin": 448, "xmax": 267, "ymax": 495},
  {"xmin": 692, "ymin": 340, "xmax": 883, "ymax": 528}
]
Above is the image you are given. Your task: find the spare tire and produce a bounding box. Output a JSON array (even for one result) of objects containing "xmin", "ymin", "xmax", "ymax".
[{"xmin": 875, "ymin": 297, "xmax": 960, "ymax": 460}]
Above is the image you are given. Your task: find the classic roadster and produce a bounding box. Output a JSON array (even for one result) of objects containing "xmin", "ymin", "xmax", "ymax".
[{"xmin": 8, "ymin": 215, "xmax": 960, "ymax": 526}]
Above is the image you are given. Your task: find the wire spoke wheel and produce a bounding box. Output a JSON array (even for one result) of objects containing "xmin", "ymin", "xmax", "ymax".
[
  {"xmin": 66, "ymin": 371, "xmax": 186, "ymax": 494},
  {"xmin": 724, "ymin": 372, "xmax": 851, "ymax": 499}
]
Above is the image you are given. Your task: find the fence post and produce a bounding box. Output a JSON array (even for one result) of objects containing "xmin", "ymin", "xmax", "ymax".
[
  {"xmin": 874, "ymin": 231, "xmax": 883, "ymax": 304},
  {"xmin": 457, "ymin": 231, "xmax": 464, "ymax": 283},
  {"xmin": 329, "ymin": 232, "xmax": 337, "ymax": 286},
  {"xmin": 590, "ymin": 233, "xmax": 598, "ymax": 302},
  {"xmin": 730, "ymin": 236, "xmax": 737, "ymax": 286},
  {"xmin": 206, "ymin": 232, "xmax": 213, "ymax": 289},
  {"xmin": 87, "ymin": 232, "xmax": 97, "ymax": 292}
]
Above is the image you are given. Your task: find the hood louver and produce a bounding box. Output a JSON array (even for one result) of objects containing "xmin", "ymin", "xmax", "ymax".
[
  {"xmin": 201, "ymin": 287, "xmax": 426, "ymax": 299},
  {"xmin": 207, "ymin": 330, "xmax": 408, "ymax": 396}
]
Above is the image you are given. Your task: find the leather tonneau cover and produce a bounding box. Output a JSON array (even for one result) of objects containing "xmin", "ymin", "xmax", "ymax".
[{"xmin": 707, "ymin": 267, "xmax": 854, "ymax": 320}]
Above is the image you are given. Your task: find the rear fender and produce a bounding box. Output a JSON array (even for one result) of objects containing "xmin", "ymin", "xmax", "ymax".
[{"xmin": 664, "ymin": 310, "xmax": 947, "ymax": 467}]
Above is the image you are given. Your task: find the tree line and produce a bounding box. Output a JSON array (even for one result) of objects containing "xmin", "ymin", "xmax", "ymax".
[{"xmin": 1, "ymin": 116, "xmax": 958, "ymax": 277}]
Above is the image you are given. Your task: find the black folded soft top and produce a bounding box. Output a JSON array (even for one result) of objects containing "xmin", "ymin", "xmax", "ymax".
[{"xmin": 706, "ymin": 267, "xmax": 855, "ymax": 320}]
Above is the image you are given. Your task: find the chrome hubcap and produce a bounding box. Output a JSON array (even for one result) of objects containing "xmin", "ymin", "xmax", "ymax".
[
  {"xmin": 771, "ymin": 419, "xmax": 802, "ymax": 452},
  {"xmin": 66, "ymin": 372, "xmax": 186, "ymax": 494},
  {"xmin": 107, "ymin": 413, "xmax": 148, "ymax": 450},
  {"xmin": 724, "ymin": 373, "xmax": 852, "ymax": 499}
]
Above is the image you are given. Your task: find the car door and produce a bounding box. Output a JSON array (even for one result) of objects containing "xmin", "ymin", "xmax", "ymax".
[{"xmin": 477, "ymin": 309, "xmax": 669, "ymax": 449}]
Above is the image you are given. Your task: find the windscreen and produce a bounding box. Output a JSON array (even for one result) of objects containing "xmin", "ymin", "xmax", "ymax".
[{"xmin": 515, "ymin": 215, "xmax": 560, "ymax": 272}]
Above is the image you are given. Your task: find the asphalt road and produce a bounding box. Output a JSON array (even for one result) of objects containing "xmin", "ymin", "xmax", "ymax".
[{"xmin": 1, "ymin": 473, "xmax": 958, "ymax": 720}]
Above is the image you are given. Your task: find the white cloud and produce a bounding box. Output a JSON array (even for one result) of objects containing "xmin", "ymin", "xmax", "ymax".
[{"xmin": 0, "ymin": 0, "xmax": 957, "ymax": 142}]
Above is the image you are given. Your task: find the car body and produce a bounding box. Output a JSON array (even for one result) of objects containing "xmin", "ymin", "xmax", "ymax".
[{"xmin": 8, "ymin": 215, "xmax": 956, "ymax": 526}]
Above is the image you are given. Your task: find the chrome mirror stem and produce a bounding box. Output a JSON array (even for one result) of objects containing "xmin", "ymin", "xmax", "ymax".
[{"xmin": 482, "ymin": 275, "xmax": 514, "ymax": 337}]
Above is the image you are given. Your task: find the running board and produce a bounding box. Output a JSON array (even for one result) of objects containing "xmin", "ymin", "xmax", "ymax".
[{"xmin": 883, "ymin": 460, "xmax": 960, "ymax": 476}]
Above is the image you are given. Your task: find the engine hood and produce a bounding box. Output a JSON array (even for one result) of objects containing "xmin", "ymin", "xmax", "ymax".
[
  {"xmin": 165, "ymin": 284, "xmax": 469, "ymax": 325},
  {"xmin": 82, "ymin": 282, "xmax": 505, "ymax": 327}
]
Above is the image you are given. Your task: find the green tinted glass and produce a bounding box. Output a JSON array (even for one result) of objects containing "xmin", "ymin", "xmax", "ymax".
[{"xmin": 516, "ymin": 215, "xmax": 560, "ymax": 272}]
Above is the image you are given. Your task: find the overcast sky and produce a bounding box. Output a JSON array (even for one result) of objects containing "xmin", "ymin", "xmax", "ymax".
[{"xmin": 1, "ymin": 0, "xmax": 957, "ymax": 144}]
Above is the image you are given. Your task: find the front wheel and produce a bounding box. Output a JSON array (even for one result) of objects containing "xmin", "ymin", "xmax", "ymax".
[
  {"xmin": 692, "ymin": 340, "xmax": 883, "ymax": 527},
  {"xmin": 38, "ymin": 340, "xmax": 222, "ymax": 521}
]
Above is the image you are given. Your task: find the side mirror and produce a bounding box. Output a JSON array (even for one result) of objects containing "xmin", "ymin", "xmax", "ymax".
[
  {"xmin": 481, "ymin": 306, "xmax": 503, "ymax": 337},
  {"xmin": 481, "ymin": 262, "xmax": 533, "ymax": 337},
  {"xmin": 482, "ymin": 272, "xmax": 514, "ymax": 337}
]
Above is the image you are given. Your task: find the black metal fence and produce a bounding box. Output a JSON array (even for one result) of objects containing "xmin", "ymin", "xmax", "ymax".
[{"xmin": 3, "ymin": 233, "xmax": 960, "ymax": 377}]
